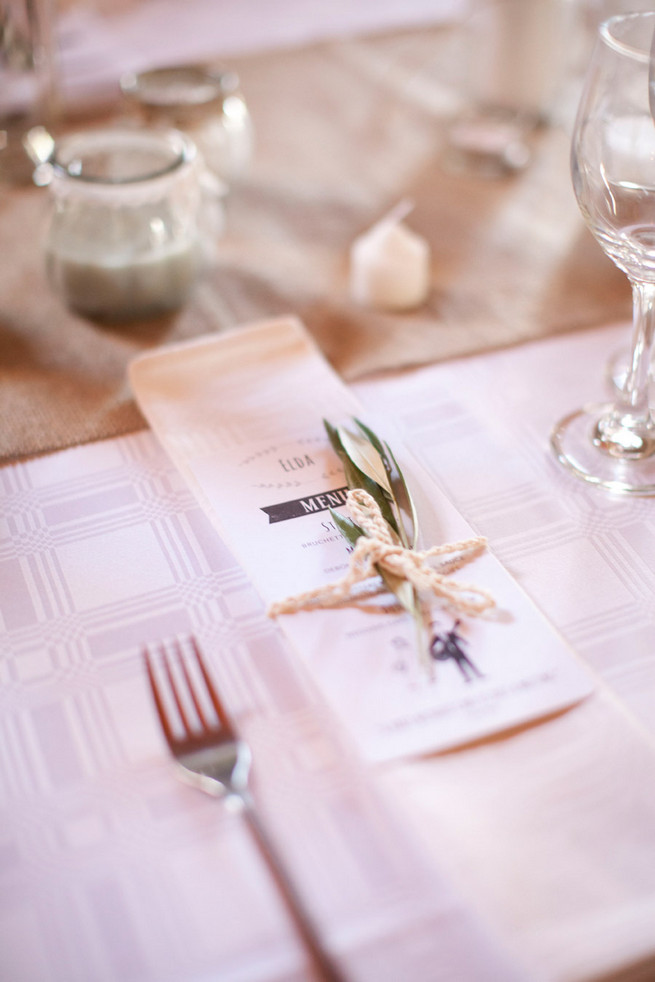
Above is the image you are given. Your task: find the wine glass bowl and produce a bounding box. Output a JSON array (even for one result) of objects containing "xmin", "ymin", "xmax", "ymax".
[
  {"xmin": 551, "ymin": 11, "xmax": 655, "ymax": 493},
  {"xmin": 573, "ymin": 116, "xmax": 655, "ymax": 282}
]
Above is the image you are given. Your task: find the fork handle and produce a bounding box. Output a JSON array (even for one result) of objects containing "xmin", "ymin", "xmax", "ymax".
[{"xmin": 238, "ymin": 793, "xmax": 347, "ymax": 982}]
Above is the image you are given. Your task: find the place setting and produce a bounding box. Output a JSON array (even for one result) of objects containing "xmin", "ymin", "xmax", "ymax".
[
  {"xmin": 129, "ymin": 314, "xmax": 595, "ymax": 762},
  {"xmin": 3, "ymin": 3, "xmax": 655, "ymax": 981}
]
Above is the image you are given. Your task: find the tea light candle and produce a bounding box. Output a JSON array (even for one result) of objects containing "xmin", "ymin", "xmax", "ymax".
[{"xmin": 349, "ymin": 201, "xmax": 431, "ymax": 311}]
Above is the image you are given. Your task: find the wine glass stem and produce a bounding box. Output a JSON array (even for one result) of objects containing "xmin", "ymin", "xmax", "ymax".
[
  {"xmin": 596, "ymin": 280, "xmax": 655, "ymax": 458},
  {"xmin": 621, "ymin": 280, "xmax": 655, "ymax": 415},
  {"xmin": 593, "ymin": 280, "xmax": 655, "ymax": 460}
]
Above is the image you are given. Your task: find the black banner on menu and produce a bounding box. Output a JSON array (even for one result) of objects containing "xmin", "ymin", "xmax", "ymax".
[{"xmin": 261, "ymin": 486, "xmax": 349, "ymax": 524}]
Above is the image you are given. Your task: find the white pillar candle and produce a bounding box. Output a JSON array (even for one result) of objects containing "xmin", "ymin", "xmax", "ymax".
[
  {"xmin": 349, "ymin": 200, "xmax": 431, "ymax": 312},
  {"xmin": 470, "ymin": 0, "xmax": 569, "ymax": 122}
]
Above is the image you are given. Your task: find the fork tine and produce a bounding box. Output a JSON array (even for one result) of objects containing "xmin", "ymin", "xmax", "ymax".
[
  {"xmin": 174, "ymin": 637, "xmax": 214, "ymax": 732},
  {"xmin": 142, "ymin": 645, "xmax": 176, "ymax": 749},
  {"xmin": 158, "ymin": 641, "xmax": 195, "ymax": 737},
  {"xmin": 188, "ymin": 635, "xmax": 233, "ymax": 732},
  {"xmin": 144, "ymin": 636, "xmax": 228, "ymax": 739}
]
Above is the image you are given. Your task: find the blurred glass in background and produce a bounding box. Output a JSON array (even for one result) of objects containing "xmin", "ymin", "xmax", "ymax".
[
  {"xmin": 0, "ymin": 0, "xmax": 58, "ymax": 183},
  {"xmin": 119, "ymin": 64, "xmax": 253, "ymax": 194},
  {"xmin": 443, "ymin": 0, "xmax": 574, "ymax": 177}
]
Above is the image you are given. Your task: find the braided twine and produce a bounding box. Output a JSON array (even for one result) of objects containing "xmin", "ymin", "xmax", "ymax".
[{"xmin": 268, "ymin": 488, "xmax": 495, "ymax": 619}]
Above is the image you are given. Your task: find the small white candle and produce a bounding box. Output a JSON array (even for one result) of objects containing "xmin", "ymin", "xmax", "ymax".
[{"xmin": 349, "ymin": 200, "xmax": 431, "ymax": 312}]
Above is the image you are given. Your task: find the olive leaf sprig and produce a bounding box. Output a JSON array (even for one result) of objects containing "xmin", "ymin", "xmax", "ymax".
[{"xmin": 324, "ymin": 417, "xmax": 431, "ymax": 670}]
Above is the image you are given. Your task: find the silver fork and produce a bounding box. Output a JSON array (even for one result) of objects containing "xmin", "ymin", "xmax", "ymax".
[{"xmin": 143, "ymin": 635, "xmax": 346, "ymax": 982}]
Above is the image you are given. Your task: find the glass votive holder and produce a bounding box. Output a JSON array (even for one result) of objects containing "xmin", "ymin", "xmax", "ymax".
[
  {"xmin": 44, "ymin": 126, "xmax": 203, "ymax": 322},
  {"xmin": 119, "ymin": 64, "xmax": 253, "ymax": 192},
  {"xmin": 0, "ymin": 0, "xmax": 58, "ymax": 185}
]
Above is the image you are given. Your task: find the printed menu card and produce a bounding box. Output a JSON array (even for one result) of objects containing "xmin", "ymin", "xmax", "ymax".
[{"xmin": 129, "ymin": 316, "xmax": 593, "ymax": 761}]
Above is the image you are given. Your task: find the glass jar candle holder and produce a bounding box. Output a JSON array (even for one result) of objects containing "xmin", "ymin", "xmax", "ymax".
[
  {"xmin": 44, "ymin": 126, "xmax": 202, "ymax": 322},
  {"xmin": 120, "ymin": 64, "xmax": 253, "ymax": 192}
]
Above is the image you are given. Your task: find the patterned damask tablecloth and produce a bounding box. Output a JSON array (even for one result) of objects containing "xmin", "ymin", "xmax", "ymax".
[
  {"xmin": 2, "ymin": 4, "xmax": 654, "ymax": 980},
  {"xmin": 0, "ymin": 7, "xmax": 631, "ymax": 463},
  {"xmin": 2, "ymin": 322, "xmax": 655, "ymax": 982}
]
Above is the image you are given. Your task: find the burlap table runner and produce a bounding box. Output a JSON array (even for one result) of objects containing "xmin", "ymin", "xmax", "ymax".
[{"xmin": 0, "ymin": 25, "xmax": 630, "ymax": 463}]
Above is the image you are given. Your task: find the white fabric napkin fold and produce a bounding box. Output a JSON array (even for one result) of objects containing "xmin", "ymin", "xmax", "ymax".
[{"xmin": 129, "ymin": 315, "xmax": 594, "ymax": 763}]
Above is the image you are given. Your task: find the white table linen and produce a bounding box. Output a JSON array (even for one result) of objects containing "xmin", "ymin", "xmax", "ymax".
[{"xmin": 2, "ymin": 322, "xmax": 655, "ymax": 981}]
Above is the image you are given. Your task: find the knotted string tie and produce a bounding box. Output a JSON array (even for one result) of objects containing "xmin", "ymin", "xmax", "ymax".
[{"xmin": 268, "ymin": 488, "xmax": 495, "ymax": 619}]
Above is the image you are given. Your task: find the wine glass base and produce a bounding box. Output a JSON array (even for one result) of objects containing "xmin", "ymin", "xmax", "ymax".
[{"xmin": 551, "ymin": 402, "xmax": 655, "ymax": 495}]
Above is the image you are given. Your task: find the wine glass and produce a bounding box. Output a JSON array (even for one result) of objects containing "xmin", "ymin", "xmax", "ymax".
[{"xmin": 551, "ymin": 11, "xmax": 655, "ymax": 494}]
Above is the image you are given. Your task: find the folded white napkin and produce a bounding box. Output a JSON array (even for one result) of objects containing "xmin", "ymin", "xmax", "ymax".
[{"xmin": 130, "ymin": 315, "xmax": 593, "ymax": 762}]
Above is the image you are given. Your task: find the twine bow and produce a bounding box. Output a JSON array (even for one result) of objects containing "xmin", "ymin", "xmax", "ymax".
[{"xmin": 268, "ymin": 488, "xmax": 495, "ymax": 619}]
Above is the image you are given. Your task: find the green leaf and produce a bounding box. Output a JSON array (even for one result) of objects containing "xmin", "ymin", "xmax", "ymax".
[
  {"xmin": 336, "ymin": 425, "xmax": 393, "ymax": 496},
  {"xmin": 329, "ymin": 508, "xmax": 363, "ymax": 548},
  {"xmin": 353, "ymin": 417, "xmax": 388, "ymax": 463},
  {"xmin": 345, "ymin": 458, "xmax": 400, "ymax": 540},
  {"xmin": 324, "ymin": 415, "xmax": 430, "ymax": 669},
  {"xmin": 355, "ymin": 418, "xmax": 418, "ymax": 549},
  {"xmin": 323, "ymin": 419, "xmax": 343, "ymax": 456},
  {"xmin": 325, "ymin": 420, "xmax": 401, "ymax": 539},
  {"xmin": 382, "ymin": 571, "xmax": 418, "ymax": 615},
  {"xmin": 382, "ymin": 441, "xmax": 419, "ymax": 550}
]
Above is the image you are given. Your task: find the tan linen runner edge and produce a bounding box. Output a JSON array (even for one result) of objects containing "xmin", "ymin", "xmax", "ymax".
[{"xmin": 0, "ymin": 25, "xmax": 630, "ymax": 463}]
